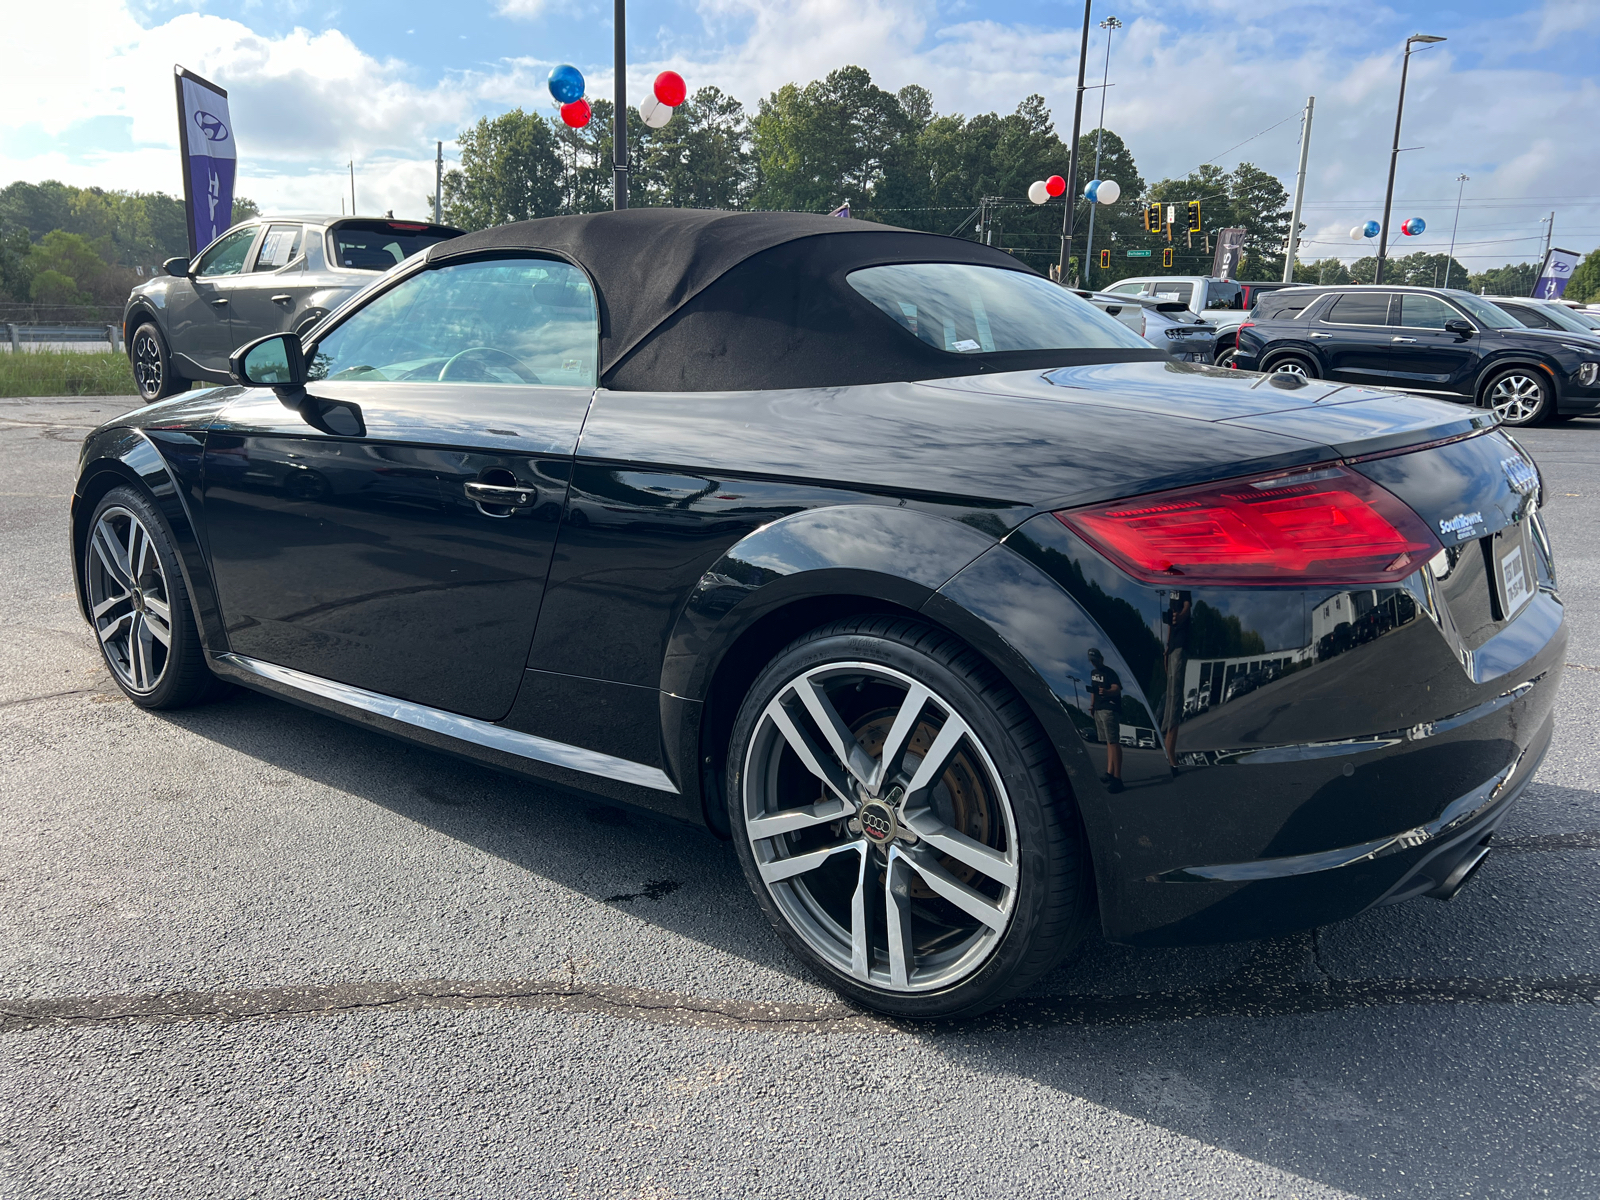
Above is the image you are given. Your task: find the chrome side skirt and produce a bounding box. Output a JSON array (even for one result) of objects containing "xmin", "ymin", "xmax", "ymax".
[{"xmin": 214, "ymin": 653, "xmax": 679, "ymax": 795}]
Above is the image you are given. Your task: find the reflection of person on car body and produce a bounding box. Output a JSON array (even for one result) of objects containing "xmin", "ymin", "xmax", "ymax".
[
  {"xmin": 1087, "ymin": 648, "xmax": 1123, "ymax": 793},
  {"xmin": 1162, "ymin": 590, "xmax": 1191, "ymax": 774}
]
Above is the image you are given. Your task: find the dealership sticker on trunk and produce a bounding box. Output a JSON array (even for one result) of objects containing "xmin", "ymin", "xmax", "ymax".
[{"xmin": 1498, "ymin": 530, "xmax": 1532, "ymax": 617}]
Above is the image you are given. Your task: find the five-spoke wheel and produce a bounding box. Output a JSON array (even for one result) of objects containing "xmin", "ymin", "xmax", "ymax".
[{"xmin": 729, "ymin": 618, "xmax": 1091, "ymax": 1018}]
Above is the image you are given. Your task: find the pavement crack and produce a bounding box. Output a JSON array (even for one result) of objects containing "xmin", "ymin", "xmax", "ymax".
[
  {"xmin": 1566, "ymin": 662, "xmax": 1600, "ymax": 673},
  {"xmin": 1495, "ymin": 830, "xmax": 1600, "ymax": 852},
  {"xmin": 0, "ymin": 689, "xmax": 100, "ymax": 710}
]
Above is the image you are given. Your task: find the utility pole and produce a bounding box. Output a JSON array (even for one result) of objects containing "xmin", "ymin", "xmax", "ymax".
[
  {"xmin": 1376, "ymin": 33, "xmax": 1445, "ymax": 285},
  {"xmin": 1083, "ymin": 15, "xmax": 1120, "ymax": 289},
  {"xmin": 1541, "ymin": 211, "xmax": 1555, "ymax": 263},
  {"xmin": 349, "ymin": 161, "xmax": 356, "ymax": 216},
  {"xmin": 613, "ymin": 0, "xmax": 628, "ymax": 209},
  {"xmin": 1443, "ymin": 173, "xmax": 1468, "ymax": 288},
  {"xmin": 434, "ymin": 142, "xmax": 443, "ymax": 224},
  {"xmin": 1281, "ymin": 95, "xmax": 1314, "ymax": 283},
  {"xmin": 1058, "ymin": 0, "xmax": 1093, "ymax": 285}
]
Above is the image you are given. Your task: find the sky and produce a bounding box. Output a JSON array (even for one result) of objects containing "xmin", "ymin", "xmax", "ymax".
[{"xmin": 3, "ymin": 0, "xmax": 1598, "ymax": 267}]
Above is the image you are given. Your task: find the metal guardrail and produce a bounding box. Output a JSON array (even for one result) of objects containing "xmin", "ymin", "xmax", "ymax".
[{"xmin": 4, "ymin": 324, "xmax": 124, "ymax": 352}]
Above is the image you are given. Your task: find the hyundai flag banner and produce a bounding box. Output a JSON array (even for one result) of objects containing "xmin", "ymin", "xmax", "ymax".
[
  {"xmin": 1532, "ymin": 247, "xmax": 1580, "ymax": 300},
  {"xmin": 1212, "ymin": 227, "xmax": 1246, "ymax": 281},
  {"xmin": 174, "ymin": 66, "xmax": 236, "ymax": 258}
]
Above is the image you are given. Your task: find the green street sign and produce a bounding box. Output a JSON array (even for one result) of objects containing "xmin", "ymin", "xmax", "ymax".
[{"xmin": 1126, "ymin": 250, "xmax": 1152, "ymax": 258}]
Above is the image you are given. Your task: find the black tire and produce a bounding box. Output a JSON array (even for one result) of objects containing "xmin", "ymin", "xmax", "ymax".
[
  {"xmin": 129, "ymin": 321, "xmax": 186, "ymax": 403},
  {"xmin": 84, "ymin": 485, "xmax": 218, "ymax": 710},
  {"xmin": 726, "ymin": 616, "xmax": 1093, "ymax": 1019},
  {"xmin": 1264, "ymin": 352, "xmax": 1319, "ymax": 379},
  {"xmin": 1482, "ymin": 366, "xmax": 1552, "ymax": 427},
  {"xmin": 1214, "ymin": 345, "xmax": 1237, "ymax": 369}
]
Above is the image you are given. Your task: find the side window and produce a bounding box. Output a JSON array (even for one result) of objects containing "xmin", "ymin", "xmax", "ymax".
[
  {"xmin": 307, "ymin": 257, "xmax": 598, "ymax": 387},
  {"xmin": 1206, "ymin": 282, "xmax": 1241, "ymax": 309},
  {"xmin": 194, "ymin": 226, "xmax": 259, "ymax": 278},
  {"xmin": 1324, "ymin": 292, "xmax": 1394, "ymax": 325},
  {"xmin": 1499, "ymin": 304, "xmax": 1552, "ymax": 329},
  {"xmin": 253, "ymin": 224, "xmax": 303, "ymax": 272},
  {"xmin": 1399, "ymin": 294, "xmax": 1465, "ymax": 329},
  {"xmin": 1150, "ymin": 282, "xmax": 1194, "ymax": 305},
  {"xmin": 1106, "ymin": 282, "xmax": 1146, "ymax": 296}
]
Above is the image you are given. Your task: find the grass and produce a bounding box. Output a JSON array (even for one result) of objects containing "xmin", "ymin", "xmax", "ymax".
[{"xmin": 0, "ymin": 349, "xmax": 138, "ymax": 398}]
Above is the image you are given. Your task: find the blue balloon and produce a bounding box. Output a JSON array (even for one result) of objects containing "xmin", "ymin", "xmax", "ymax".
[
  {"xmin": 1083, "ymin": 179, "xmax": 1101, "ymax": 202},
  {"xmin": 1403, "ymin": 217, "xmax": 1426, "ymax": 236},
  {"xmin": 548, "ymin": 64, "xmax": 586, "ymax": 105},
  {"xmin": 1362, "ymin": 220, "xmax": 1380, "ymax": 238}
]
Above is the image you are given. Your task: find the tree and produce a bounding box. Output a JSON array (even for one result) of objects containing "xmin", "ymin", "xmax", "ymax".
[
  {"xmin": 752, "ymin": 66, "xmax": 912, "ymax": 212},
  {"xmin": 1073, "ymin": 128, "xmax": 1147, "ymax": 287},
  {"xmin": 1292, "ymin": 258, "xmax": 1350, "ymax": 285},
  {"xmin": 441, "ymin": 109, "xmax": 565, "ymax": 231},
  {"xmin": 18, "ymin": 229, "xmax": 133, "ymax": 306},
  {"xmin": 1146, "ymin": 162, "xmax": 1288, "ymax": 279},
  {"xmin": 640, "ymin": 87, "xmax": 753, "ymax": 210},
  {"xmin": 1568, "ymin": 248, "xmax": 1600, "ymax": 304},
  {"xmin": 1468, "ymin": 262, "xmax": 1537, "ymax": 296}
]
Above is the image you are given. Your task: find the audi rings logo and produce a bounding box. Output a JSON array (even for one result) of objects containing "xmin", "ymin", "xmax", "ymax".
[
  {"xmin": 859, "ymin": 800, "xmax": 897, "ymax": 846},
  {"xmin": 194, "ymin": 111, "xmax": 229, "ymax": 141},
  {"xmin": 1502, "ymin": 456, "xmax": 1538, "ymax": 497}
]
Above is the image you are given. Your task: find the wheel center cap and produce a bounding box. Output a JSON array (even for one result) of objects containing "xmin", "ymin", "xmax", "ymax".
[
  {"xmin": 859, "ymin": 798, "xmax": 898, "ymax": 847},
  {"xmin": 131, "ymin": 589, "xmax": 145, "ymax": 613}
]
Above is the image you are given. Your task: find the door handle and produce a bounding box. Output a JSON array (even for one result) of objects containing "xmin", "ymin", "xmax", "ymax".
[
  {"xmin": 271, "ymin": 294, "xmax": 294, "ymax": 305},
  {"xmin": 1391, "ymin": 336, "xmax": 1417, "ymax": 343},
  {"xmin": 1308, "ymin": 332, "xmax": 1331, "ymax": 338},
  {"xmin": 465, "ymin": 482, "xmax": 537, "ymax": 508},
  {"xmin": 210, "ymin": 297, "xmax": 229, "ymax": 307}
]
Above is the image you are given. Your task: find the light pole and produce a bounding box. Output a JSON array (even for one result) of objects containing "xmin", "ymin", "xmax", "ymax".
[
  {"xmin": 1375, "ymin": 32, "xmax": 1445, "ymax": 285},
  {"xmin": 1058, "ymin": 0, "xmax": 1093, "ymax": 284},
  {"xmin": 613, "ymin": 0, "xmax": 628, "ymax": 209},
  {"xmin": 1083, "ymin": 16, "xmax": 1121, "ymax": 288},
  {"xmin": 1443, "ymin": 172, "xmax": 1468, "ymax": 288}
]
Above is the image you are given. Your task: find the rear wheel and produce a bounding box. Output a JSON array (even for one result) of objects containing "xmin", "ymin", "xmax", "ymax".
[
  {"xmin": 1266, "ymin": 352, "xmax": 1318, "ymax": 379},
  {"xmin": 85, "ymin": 486, "xmax": 217, "ymax": 709},
  {"xmin": 727, "ymin": 616, "xmax": 1092, "ymax": 1019},
  {"xmin": 130, "ymin": 322, "xmax": 185, "ymax": 403},
  {"xmin": 1484, "ymin": 367, "xmax": 1552, "ymax": 426}
]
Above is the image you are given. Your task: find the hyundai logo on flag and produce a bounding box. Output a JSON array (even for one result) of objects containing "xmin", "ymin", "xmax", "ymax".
[{"xmin": 195, "ymin": 111, "xmax": 229, "ymax": 141}]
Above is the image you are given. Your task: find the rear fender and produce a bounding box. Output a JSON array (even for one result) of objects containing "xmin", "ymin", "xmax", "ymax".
[{"xmin": 72, "ymin": 426, "xmax": 226, "ymax": 652}]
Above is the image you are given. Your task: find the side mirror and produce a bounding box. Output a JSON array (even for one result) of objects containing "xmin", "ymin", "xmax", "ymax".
[
  {"xmin": 1444, "ymin": 319, "xmax": 1475, "ymax": 337},
  {"xmin": 163, "ymin": 256, "xmax": 191, "ymax": 278},
  {"xmin": 230, "ymin": 333, "xmax": 307, "ymax": 390}
]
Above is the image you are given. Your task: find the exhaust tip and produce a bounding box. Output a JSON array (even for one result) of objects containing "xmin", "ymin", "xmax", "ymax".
[{"xmin": 1426, "ymin": 836, "xmax": 1494, "ymax": 901}]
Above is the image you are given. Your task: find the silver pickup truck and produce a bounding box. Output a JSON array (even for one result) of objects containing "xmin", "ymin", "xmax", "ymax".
[
  {"xmin": 123, "ymin": 215, "xmax": 462, "ymax": 401},
  {"xmin": 1100, "ymin": 275, "xmax": 1298, "ymax": 366}
]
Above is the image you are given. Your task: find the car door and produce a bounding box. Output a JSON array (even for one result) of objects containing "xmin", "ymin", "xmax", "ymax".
[
  {"xmin": 1391, "ymin": 293, "xmax": 1479, "ymax": 392},
  {"xmin": 201, "ymin": 254, "xmax": 599, "ymax": 721},
  {"xmin": 1315, "ymin": 290, "xmax": 1397, "ymax": 382},
  {"xmin": 224, "ymin": 223, "xmax": 313, "ymax": 347},
  {"xmin": 166, "ymin": 224, "xmax": 260, "ymax": 373}
]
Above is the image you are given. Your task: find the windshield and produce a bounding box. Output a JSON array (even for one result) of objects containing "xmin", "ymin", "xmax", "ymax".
[
  {"xmin": 1570, "ymin": 310, "xmax": 1600, "ymax": 330},
  {"xmin": 330, "ymin": 220, "xmax": 459, "ymax": 271},
  {"xmin": 1445, "ymin": 291, "xmax": 1523, "ymax": 330},
  {"xmin": 1523, "ymin": 303, "xmax": 1597, "ymax": 334},
  {"xmin": 847, "ymin": 263, "xmax": 1149, "ymax": 353}
]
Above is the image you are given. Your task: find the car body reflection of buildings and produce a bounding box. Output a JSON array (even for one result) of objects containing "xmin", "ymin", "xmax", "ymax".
[{"xmin": 1184, "ymin": 588, "xmax": 1420, "ymax": 717}]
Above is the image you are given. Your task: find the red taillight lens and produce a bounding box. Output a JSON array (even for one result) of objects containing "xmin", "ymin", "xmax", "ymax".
[
  {"xmin": 1055, "ymin": 463, "xmax": 1442, "ymax": 586},
  {"xmin": 387, "ymin": 222, "xmax": 428, "ymax": 231}
]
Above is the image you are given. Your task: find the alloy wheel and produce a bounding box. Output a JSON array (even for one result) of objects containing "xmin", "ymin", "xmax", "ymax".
[
  {"xmin": 86, "ymin": 506, "xmax": 173, "ymax": 693},
  {"xmin": 741, "ymin": 662, "xmax": 1019, "ymax": 993},
  {"xmin": 1273, "ymin": 359, "xmax": 1311, "ymax": 378},
  {"xmin": 1489, "ymin": 373, "xmax": 1545, "ymax": 424},
  {"xmin": 132, "ymin": 329, "xmax": 163, "ymax": 399}
]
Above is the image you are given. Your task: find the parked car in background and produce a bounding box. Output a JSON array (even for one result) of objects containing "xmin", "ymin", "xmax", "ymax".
[
  {"xmin": 1491, "ymin": 297, "xmax": 1600, "ymax": 339},
  {"xmin": 123, "ymin": 215, "xmax": 463, "ymax": 402},
  {"xmin": 1101, "ymin": 276, "xmax": 1300, "ymax": 366},
  {"xmin": 1073, "ymin": 289, "xmax": 1216, "ymax": 362},
  {"xmin": 1233, "ymin": 284, "xmax": 1600, "ymax": 426}
]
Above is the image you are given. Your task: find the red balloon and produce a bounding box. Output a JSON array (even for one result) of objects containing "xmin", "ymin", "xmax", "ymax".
[
  {"xmin": 560, "ymin": 99, "xmax": 591, "ymax": 128},
  {"xmin": 653, "ymin": 70, "xmax": 687, "ymax": 107},
  {"xmin": 1045, "ymin": 175, "xmax": 1066, "ymax": 197}
]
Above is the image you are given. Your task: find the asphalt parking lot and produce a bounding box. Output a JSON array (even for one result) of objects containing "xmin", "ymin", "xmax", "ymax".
[{"xmin": 3, "ymin": 395, "xmax": 1599, "ymax": 1200}]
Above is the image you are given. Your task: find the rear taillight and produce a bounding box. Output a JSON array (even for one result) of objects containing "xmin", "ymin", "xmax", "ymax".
[{"xmin": 1054, "ymin": 463, "xmax": 1441, "ymax": 586}]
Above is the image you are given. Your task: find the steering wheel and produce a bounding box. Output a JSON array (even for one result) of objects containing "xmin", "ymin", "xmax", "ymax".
[{"xmin": 438, "ymin": 346, "xmax": 542, "ymax": 384}]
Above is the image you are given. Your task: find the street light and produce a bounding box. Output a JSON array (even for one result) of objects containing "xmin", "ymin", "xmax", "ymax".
[
  {"xmin": 1083, "ymin": 16, "xmax": 1122, "ymax": 288},
  {"xmin": 1375, "ymin": 33, "xmax": 1446, "ymax": 285},
  {"xmin": 1443, "ymin": 173, "xmax": 1468, "ymax": 288}
]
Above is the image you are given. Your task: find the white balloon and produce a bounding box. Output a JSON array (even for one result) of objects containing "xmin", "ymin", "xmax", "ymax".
[
  {"xmin": 1350, "ymin": 226, "xmax": 1366, "ymax": 241},
  {"xmin": 639, "ymin": 95, "xmax": 674, "ymax": 129},
  {"xmin": 1028, "ymin": 180, "xmax": 1050, "ymax": 205},
  {"xmin": 1095, "ymin": 179, "xmax": 1121, "ymax": 205}
]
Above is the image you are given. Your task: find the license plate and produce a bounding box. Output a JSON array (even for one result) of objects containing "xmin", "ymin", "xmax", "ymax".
[{"xmin": 1494, "ymin": 524, "xmax": 1533, "ymax": 618}]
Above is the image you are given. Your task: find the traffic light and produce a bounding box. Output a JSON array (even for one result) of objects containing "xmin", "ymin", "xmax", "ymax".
[
  {"xmin": 1099, "ymin": 249, "xmax": 1110, "ymax": 269},
  {"xmin": 1162, "ymin": 247, "xmax": 1174, "ymax": 268},
  {"xmin": 1187, "ymin": 200, "xmax": 1202, "ymax": 233},
  {"xmin": 1143, "ymin": 203, "xmax": 1161, "ymax": 233}
]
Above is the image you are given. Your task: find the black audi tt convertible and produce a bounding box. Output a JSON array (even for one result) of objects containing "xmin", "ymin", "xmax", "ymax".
[{"xmin": 72, "ymin": 210, "xmax": 1566, "ymax": 1018}]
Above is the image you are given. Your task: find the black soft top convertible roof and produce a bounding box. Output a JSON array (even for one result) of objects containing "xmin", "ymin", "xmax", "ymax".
[{"xmin": 426, "ymin": 209, "xmax": 1161, "ymax": 391}]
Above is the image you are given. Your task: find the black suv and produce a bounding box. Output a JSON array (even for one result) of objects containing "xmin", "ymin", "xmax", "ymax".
[{"xmin": 1233, "ymin": 285, "xmax": 1600, "ymax": 426}]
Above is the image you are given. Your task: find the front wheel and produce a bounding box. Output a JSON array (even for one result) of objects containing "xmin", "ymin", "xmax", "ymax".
[
  {"xmin": 1484, "ymin": 367, "xmax": 1552, "ymax": 426},
  {"xmin": 727, "ymin": 617, "xmax": 1093, "ymax": 1019},
  {"xmin": 129, "ymin": 322, "xmax": 185, "ymax": 403}
]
